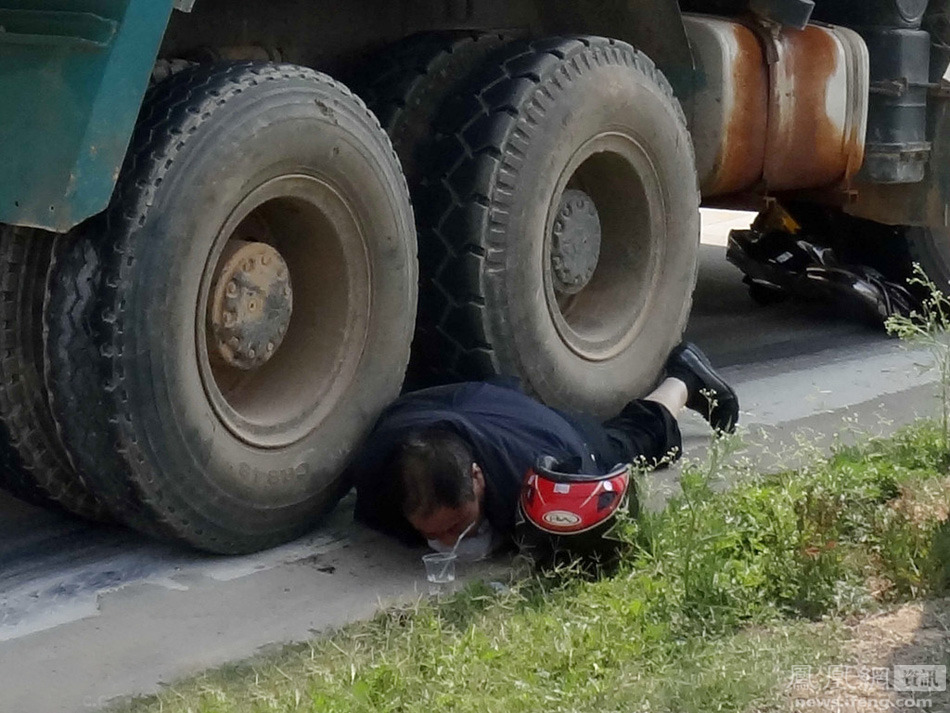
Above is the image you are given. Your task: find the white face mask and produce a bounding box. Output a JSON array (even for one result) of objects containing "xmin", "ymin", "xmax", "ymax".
[{"xmin": 428, "ymin": 519, "xmax": 496, "ymax": 562}]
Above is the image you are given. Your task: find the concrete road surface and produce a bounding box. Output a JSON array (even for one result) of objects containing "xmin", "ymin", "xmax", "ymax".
[{"xmin": 0, "ymin": 211, "xmax": 941, "ymax": 713}]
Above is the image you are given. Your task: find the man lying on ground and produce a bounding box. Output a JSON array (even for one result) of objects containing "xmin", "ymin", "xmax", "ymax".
[{"xmin": 351, "ymin": 343, "xmax": 739, "ymax": 560}]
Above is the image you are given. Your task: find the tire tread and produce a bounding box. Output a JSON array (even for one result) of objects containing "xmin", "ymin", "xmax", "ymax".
[
  {"xmin": 0, "ymin": 225, "xmax": 106, "ymax": 520},
  {"xmin": 417, "ymin": 36, "xmax": 697, "ymax": 386}
]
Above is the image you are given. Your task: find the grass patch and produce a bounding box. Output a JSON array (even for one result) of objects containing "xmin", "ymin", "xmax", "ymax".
[{"xmin": 115, "ymin": 421, "xmax": 949, "ymax": 713}]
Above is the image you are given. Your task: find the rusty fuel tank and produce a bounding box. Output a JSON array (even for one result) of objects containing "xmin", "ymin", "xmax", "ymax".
[
  {"xmin": 685, "ymin": 16, "xmax": 770, "ymax": 195},
  {"xmin": 685, "ymin": 14, "xmax": 869, "ymax": 197}
]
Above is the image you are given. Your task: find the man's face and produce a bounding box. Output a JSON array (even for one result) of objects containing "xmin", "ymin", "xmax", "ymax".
[{"xmin": 408, "ymin": 464, "xmax": 486, "ymax": 547}]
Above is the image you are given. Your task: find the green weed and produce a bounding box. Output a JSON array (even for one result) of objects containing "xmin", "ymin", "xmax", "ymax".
[{"xmin": 886, "ymin": 265, "xmax": 950, "ymax": 449}]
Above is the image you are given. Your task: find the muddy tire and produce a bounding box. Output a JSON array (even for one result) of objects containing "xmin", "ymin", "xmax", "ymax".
[
  {"xmin": 0, "ymin": 226, "xmax": 106, "ymax": 519},
  {"xmin": 357, "ymin": 31, "xmax": 510, "ymax": 185},
  {"xmin": 356, "ymin": 31, "xmax": 511, "ymax": 388},
  {"xmin": 45, "ymin": 63, "xmax": 417, "ymax": 553},
  {"xmin": 416, "ymin": 37, "xmax": 700, "ymax": 416},
  {"xmin": 45, "ymin": 229, "xmax": 164, "ymax": 535}
]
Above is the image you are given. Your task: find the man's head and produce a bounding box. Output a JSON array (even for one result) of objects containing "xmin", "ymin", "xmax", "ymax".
[{"xmin": 394, "ymin": 428, "xmax": 486, "ymax": 547}]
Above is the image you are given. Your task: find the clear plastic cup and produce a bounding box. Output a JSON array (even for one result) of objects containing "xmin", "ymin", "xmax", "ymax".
[{"xmin": 422, "ymin": 552, "xmax": 457, "ymax": 595}]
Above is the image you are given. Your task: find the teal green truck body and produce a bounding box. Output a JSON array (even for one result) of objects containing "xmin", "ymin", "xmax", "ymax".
[{"xmin": 0, "ymin": 0, "xmax": 173, "ymax": 232}]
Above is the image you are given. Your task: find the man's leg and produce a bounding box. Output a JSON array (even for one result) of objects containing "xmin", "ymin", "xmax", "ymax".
[
  {"xmin": 601, "ymin": 399, "xmax": 684, "ymax": 466},
  {"xmin": 665, "ymin": 342, "xmax": 740, "ymax": 433},
  {"xmin": 645, "ymin": 378, "xmax": 689, "ymax": 417},
  {"xmin": 599, "ymin": 343, "xmax": 739, "ymax": 467},
  {"xmin": 558, "ymin": 343, "xmax": 738, "ymax": 469}
]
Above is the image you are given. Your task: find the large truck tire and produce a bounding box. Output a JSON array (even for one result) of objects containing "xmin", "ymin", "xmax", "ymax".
[
  {"xmin": 356, "ymin": 31, "xmax": 510, "ymax": 388},
  {"xmin": 0, "ymin": 226, "xmax": 106, "ymax": 519},
  {"xmin": 357, "ymin": 31, "xmax": 509, "ymax": 186},
  {"xmin": 45, "ymin": 229, "xmax": 168, "ymax": 538},
  {"xmin": 45, "ymin": 63, "xmax": 417, "ymax": 553},
  {"xmin": 416, "ymin": 37, "xmax": 700, "ymax": 416}
]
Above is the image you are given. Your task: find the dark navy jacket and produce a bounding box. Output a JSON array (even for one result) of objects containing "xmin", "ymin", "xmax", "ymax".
[{"xmin": 351, "ymin": 381, "xmax": 617, "ymax": 544}]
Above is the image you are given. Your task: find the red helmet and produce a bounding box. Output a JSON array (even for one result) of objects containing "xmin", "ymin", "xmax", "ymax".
[{"xmin": 516, "ymin": 456, "xmax": 636, "ymax": 561}]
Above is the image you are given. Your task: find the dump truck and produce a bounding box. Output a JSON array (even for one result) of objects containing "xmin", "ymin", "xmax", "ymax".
[{"xmin": 1, "ymin": 0, "xmax": 947, "ymax": 553}]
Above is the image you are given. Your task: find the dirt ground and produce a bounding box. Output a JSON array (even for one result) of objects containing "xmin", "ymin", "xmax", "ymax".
[{"xmin": 788, "ymin": 599, "xmax": 950, "ymax": 712}]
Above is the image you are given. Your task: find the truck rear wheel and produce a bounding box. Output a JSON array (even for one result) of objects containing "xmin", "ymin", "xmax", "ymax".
[
  {"xmin": 357, "ymin": 31, "xmax": 509, "ymax": 186},
  {"xmin": 357, "ymin": 31, "xmax": 510, "ymax": 388},
  {"xmin": 0, "ymin": 226, "xmax": 105, "ymax": 519},
  {"xmin": 45, "ymin": 63, "xmax": 417, "ymax": 553},
  {"xmin": 417, "ymin": 37, "xmax": 700, "ymax": 415}
]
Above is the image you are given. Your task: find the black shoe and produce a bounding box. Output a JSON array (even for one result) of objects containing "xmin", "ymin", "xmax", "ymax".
[{"xmin": 666, "ymin": 343, "xmax": 739, "ymax": 433}]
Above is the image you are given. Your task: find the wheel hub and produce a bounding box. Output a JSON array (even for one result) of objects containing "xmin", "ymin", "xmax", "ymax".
[
  {"xmin": 208, "ymin": 241, "xmax": 293, "ymax": 370},
  {"xmin": 550, "ymin": 189, "xmax": 602, "ymax": 295}
]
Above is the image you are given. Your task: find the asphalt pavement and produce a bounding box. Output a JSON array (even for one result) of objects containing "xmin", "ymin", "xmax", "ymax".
[{"xmin": 0, "ymin": 210, "xmax": 942, "ymax": 713}]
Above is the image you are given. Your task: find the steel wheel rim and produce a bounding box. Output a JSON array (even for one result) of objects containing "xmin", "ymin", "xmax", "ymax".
[
  {"xmin": 196, "ymin": 174, "xmax": 371, "ymax": 449},
  {"xmin": 543, "ymin": 133, "xmax": 666, "ymax": 362}
]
